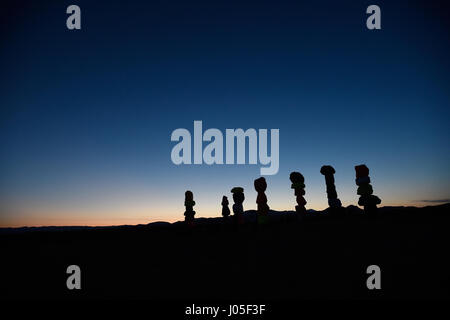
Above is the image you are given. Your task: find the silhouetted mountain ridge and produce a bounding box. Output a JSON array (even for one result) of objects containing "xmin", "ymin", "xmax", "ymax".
[{"xmin": 1, "ymin": 203, "xmax": 448, "ymax": 235}]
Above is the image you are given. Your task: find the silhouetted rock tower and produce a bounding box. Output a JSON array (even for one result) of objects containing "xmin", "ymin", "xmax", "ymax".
[
  {"xmin": 184, "ymin": 190, "xmax": 196, "ymax": 224},
  {"xmin": 221, "ymin": 196, "xmax": 230, "ymax": 218},
  {"xmin": 290, "ymin": 172, "xmax": 306, "ymax": 214},
  {"xmin": 254, "ymin": 177, "xmax": 269, "ymax": 223},
  {"xmin": 320, "ymin": 165, "xmax": 342, "ymax": 209},
  {"xmin": 231, "ymin": 187, "xmax": 245, "ymax": 224},
  {"xmin": 355, "ymin": 164, "xmax": 381, "ymax": 214}
]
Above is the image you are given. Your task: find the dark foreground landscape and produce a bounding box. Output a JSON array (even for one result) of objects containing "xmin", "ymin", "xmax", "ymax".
[{"xmin": 1, "ymin": 204, "xmax": 450, "ymax": 300}]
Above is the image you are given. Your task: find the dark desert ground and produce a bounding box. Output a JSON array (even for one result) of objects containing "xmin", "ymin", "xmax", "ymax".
[{"xmin": 1, "ymin": 204, "xmax": 449, "ymax": 300}]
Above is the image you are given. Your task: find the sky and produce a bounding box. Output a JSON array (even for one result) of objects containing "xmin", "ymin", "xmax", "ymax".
[{"xmin": 1, "ymin": 0, "xmax": 449, "ymax": 227}]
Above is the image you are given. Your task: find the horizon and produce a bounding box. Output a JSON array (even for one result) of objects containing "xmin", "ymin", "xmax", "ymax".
[{"xmin": 2, "ymin": 200, "xmax": 449, "ymax": 229}]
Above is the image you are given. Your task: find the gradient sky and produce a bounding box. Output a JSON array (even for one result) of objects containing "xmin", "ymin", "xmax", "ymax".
[{"xmin": 1, "ymin": 0, "xmax": 449, "ymax": 227}]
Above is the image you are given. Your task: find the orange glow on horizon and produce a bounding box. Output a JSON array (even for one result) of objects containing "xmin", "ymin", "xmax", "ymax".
[{"xmin": 0, "ymin": 199, "xmax": 444, "ymax": 228}]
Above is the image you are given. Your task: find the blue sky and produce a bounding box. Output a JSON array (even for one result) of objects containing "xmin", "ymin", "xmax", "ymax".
[{"xmin": 1, "ymin": 0, "xmax": 449, "ymax": 226}]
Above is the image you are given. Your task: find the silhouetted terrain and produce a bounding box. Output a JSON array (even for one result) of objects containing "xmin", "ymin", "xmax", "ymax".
[{"xmin": 1, "ymin": 204, "xmax": 449, "ymax": 300}]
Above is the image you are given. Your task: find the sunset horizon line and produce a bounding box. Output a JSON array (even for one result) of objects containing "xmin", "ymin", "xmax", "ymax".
[{"xmin": 1, "ymin": 201, "xmax": 448, "ymax": 229}]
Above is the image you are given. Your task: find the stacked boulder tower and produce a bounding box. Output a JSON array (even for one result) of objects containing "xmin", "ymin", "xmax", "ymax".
[
  {"xmin": 320, "ymin": 165, "xmax": 342, "ymax": 209},
  {"xmin": 231, "ymin": 187, "xmax": 245, "ymax": 224},
  {"xmin": 254, "ymin": 177, "xmax": 270, "ymax": 224},
  {"xmin": 184, "ymin": 190, "xmax": 196, "ymax": 225},
  {"xmin": 289, "ymin": 172, "xmax": 307, "ymax": 214},
  {"xmin": 355, "ymin": 164, "xmax": 381, "ymax": 214},
  {"xmin": 221, "ymin": 196, "xmax": 230, "ymax": 218}
]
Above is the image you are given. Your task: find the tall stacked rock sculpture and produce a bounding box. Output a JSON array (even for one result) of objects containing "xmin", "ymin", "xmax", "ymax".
[
  {"xmin": 254, "ymin": 177, "xmax": 269, "ymax": 224},
  {"xmin": 290, "ymin": 172, "xmax": 306, "ymax": 214},
  {"xmin": 221, "ymin": 196, "xmax": 230, "ymax": 219},
  {"xmin": 231, "ymin": 187, "xmax": 245, "ymax": 224},
  {"xmin": 184, "ymin": 190, "xmax": 196, "ymax": 225},
  {"xmin": 320, "ymin": 165, "xmax": 342, "ymax": 209},
  {"xmin": 355, "ymin": 164, "xmax": 381, "ymax": 214}
]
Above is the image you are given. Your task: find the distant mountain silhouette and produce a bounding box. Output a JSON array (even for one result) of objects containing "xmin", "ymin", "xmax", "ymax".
[{"xmin": 1, "ymin": 203, "xmax": 448, "ymax": 234}]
